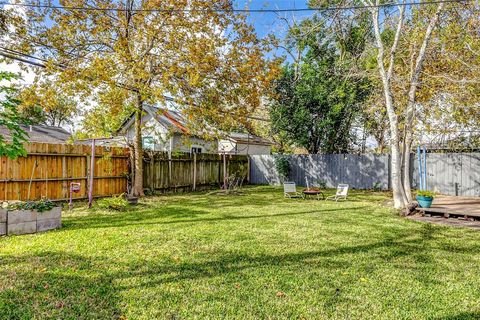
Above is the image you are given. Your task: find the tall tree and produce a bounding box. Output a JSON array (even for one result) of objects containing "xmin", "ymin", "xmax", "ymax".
[
  {"xmin": 0, "ymin": 71, "xmax": 28, "ymax": 159},
  {"xmin": 17, "ymin": 82, "xmax": 80, "ymax": 127},
  {"xmin": 5, "ymin": 0, "xmax": 278, "ymax": 196},
  {"xmin": 306, "ymin": 0, "xmax": 445, "ymax": 208},
  {"xmin": 271, "ymin": 17, "xmax": 371, "ymax": 154}
]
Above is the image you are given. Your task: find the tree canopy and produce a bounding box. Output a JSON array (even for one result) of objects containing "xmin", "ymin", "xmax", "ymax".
[
  {"xmin": 17, "ymin": 82, "xmax": 80, "ymax": 127},
  {"xmin": 0, "ymin": 71, "xmax": 28, "ymax": 159},
  {"xmin": 271, "ymin": 17, "xmax": 370, "ymax": 154},
  {"xmin": 4, "ymin": 0, "xmax": 279, "ymax": 195}
]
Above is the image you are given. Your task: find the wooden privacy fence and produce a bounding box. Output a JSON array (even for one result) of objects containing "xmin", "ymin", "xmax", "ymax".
[
  {"xmin": 0, "ymin": 142, "xmax": 129, "ymax": 201},
  {"xmin": 143, "ymin": 152, "xmax": 249, "ymax": 192}
]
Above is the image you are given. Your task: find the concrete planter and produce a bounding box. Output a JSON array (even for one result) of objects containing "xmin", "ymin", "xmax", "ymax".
[
  {"xmin": 0, "ymin": 208, "xmax": 6, "ymax": 236},
  {"xmin": 2, "ymin": 207, "xmax": 62, "ymax": 236}
]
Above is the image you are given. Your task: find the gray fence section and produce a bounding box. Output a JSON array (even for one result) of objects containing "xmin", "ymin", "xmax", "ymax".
[
  {"xmin": 411, "ymin": 153, "xmax": 480, "ymax": 197},
  {"xmin": 250, "ymin": 153, "xmax": 480, "ymax": 196},
  {"xmin": 249, "ymin": 154, "xmax": 390, "ymax": 190}
]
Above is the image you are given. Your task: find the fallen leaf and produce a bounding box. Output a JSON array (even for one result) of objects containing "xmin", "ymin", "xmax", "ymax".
[
  {"xmin": 234, "ymin": 283, "xmax": 241, "ymax": 289},
  {"xmin": 276, "ymin": 291, "xmax": 286, "ymax": 297},
  {"xmin": 55, "ymin": 301, "xmax": 65, "ymax": 309}
]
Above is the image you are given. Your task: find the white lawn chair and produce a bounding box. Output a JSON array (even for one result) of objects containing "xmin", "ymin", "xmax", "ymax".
[
  {"xmin": 326, "ymin": 184, "xmax": 349, "ymax": 202},
  {"xmin": 283, "ymin": 182, "xmax": 303, "ymax": 198}
]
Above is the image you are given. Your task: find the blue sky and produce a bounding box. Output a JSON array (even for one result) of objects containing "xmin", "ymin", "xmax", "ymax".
[
  {"xmin": 235, "ymin": 0, "xmax": 314, "ymax": 58},
  {"xmin": 235, "ymin": 0, "xmax": 312, "ymax": 37}
]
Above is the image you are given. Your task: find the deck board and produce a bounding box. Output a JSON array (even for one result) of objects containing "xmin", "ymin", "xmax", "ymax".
[{"xmin": 417, "ymin": 196, "xmax": 480, "ymax": 217}]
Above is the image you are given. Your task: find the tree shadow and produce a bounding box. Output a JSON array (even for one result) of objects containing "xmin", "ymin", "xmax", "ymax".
[
  {"xmin": 432, "ymin": 312, "xmax": 480, "ymax": 320},
  {"xmin": 0, "ymin": 252, "xmax": 122, "ymax": 319},
  {"xmin": 65, "ymin": 205, "xmax": 369, "ymax": 230},
  {"xmin": 108, "ymin": 223, "xmax": 474, "ymax": 291}
]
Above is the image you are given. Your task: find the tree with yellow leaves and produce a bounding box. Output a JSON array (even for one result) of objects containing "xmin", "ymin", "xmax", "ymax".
[
  {"xmin": 17, "ymin": 82, "xmax": 80, "ymax": 127},
  {"xmin": 4, "ymin": 0, "xmax": 279, "ymax": 196}
]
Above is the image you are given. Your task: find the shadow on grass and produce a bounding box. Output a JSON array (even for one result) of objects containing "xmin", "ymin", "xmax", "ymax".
[
  {"xmin": 433, "ymin": 312, "xmax": 480, "ymax": 320},
  {"xmin": 2, "ymin": 221, "xmax": 479, "ymax": 318},
  {"xmin": 117, "ymin": 225, "xmax": 447, "ymax": 288},
  {"xmin": 0, "ymin": 252, "xmax": 122, "ymax": 319},
  {"xmin": 64, "ymin": 205, "xmax": 370, "ymax": 230}
]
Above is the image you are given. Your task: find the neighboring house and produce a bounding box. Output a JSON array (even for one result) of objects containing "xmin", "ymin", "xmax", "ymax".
[
  {"xmin": 219, "ymin": 133, "xmax": 273, "ymax": 155},
  {"xmin": 75, "ymin": 136, "xmax": 129, "ymax": 148},
  {"xmin": 116, "ymin": 103, "xmax": 217, "ymax": 154},
  {"xmin": 113, "ymin": 102, "xmax": 272, "ymax": 155},
  {"xmin": 0, "ymin": 124, "xmax": 71, "ymax": 144}
]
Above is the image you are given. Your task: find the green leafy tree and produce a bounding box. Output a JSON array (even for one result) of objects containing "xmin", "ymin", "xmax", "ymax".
[
  {"xmin": 271, "ymin": 19, "xmax": 370, "ymax": 154},
  {"xmin": 0, "ymin": 71, "xmax": 28, "ymax": 159}
]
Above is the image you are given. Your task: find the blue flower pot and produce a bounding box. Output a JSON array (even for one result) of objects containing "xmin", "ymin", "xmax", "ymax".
[{"xmin": 416, "ymin": 195, "xmax": 434, "ymax": 208}]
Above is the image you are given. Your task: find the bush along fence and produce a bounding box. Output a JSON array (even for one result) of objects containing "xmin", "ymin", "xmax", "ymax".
[
  {"xmin": 249, "ymin": 153, "xmax": 480, "ymax": 197},
  {"xmin": 143, "ymin": 152, "xmax": 249, "ymax": 193},
  {"xmin": 0, "ymin": 142, "xmax": 129, "ymax": 201}
]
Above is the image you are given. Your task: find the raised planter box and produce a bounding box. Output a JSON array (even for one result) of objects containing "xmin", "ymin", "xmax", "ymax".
[
  {"xmin": 1, "ymin": 207, "xmax": 62, "ymax": 236},
  {"xmin": 0, "ymin": 208, "xmax": 6, "ymax": 236}
]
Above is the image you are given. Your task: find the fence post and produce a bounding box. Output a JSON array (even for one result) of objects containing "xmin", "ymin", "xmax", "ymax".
[
  {"xmin": 168, "ymin": 154, "xmax": 172, "ymax": 188},
  {"xmin": 88, "ymin": 139, "xmax": 95, "ymax": 208},
  {"xmin": 193, "ymin": 153, "xmax": 197, "ymax": 191},
  {"xmin": 247, "ymin": 156, "xmax": 250, "ymax": 183},
  {"xmin": 85, "ymin": 154, "xmax": 90, "ymax": 199},
  {"xmin": 62, "ymin": 156, "xmax": 67, "ymax": 199},
  {"xmin": 223, "ymin": 153, "xmax": 227, "ymax": 189}
]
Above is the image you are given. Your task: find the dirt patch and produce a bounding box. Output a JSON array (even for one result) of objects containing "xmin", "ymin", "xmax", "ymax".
[{"xmin": 408, "ymin": 214, "xmax": 480, "ymax": 230}]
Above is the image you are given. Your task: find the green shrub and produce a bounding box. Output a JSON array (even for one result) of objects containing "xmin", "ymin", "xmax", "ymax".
[
  {"xmin": 416, "ymin": 190, "xmax": 435, "ymax": 198},
  {"xmin": 317, "ymin": 180, "xmax": 327, "ymax": 189},
  {"xmin": 97, "ymin": 194, "xmax": 130, "ymax": 211},
  {"xmin": 373, "ymin": 181, "xmax": 382, "ymax": 191},
  {"xmin": 8, "ymin": 198, "xmax": 57, "ymax": 212},
  {"xmin": 274, "ymin": 155, "xmax": 290, "ymax": 181}
]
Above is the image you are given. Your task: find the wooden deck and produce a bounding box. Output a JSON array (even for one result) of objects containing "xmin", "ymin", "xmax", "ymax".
[{"xmin": 417, "ymin": 196, "xmax": 480, "ymax": 218}]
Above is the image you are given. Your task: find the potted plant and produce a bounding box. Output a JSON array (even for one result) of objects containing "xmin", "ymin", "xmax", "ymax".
[
  {"xmin": 416, "ymin": 190, "xmax": 435, "ymax": 208},
  {"xmin": 125, "ymin": 194, "xmax": 139, "ymax": 205}
]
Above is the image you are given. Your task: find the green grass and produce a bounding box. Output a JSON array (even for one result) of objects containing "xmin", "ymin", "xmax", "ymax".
[{"xmin": 1, "ymin": 186, "xmax": 480, "ymax": 319}]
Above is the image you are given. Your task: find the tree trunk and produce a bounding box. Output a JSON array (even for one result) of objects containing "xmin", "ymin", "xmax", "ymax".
[
  {"xmin": 401, "ymin": 2, "xmax": 444, "ymax": 203},
  {"xmin": 390, "ymin": 126, "xmax": 409, "ymax": 208},
  {"xmin": 368, "ymin": 4, "xmax": 408, "ymax": 208},
  {"xmin": 132, "ymin": 95, "xmax": 145, "ymax": 197},
  {"xmin": 402, "ymin": 134, "xmax": 413, "ymax": 202}
]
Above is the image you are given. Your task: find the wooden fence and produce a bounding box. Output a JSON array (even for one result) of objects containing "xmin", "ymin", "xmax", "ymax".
[
  {"xmin": 143, "ymin": 152, "xmax": 249, "ymax": 192},
  {"xmin": 0, "ymin": 142, "xmax": 129, "ymax": 201}
]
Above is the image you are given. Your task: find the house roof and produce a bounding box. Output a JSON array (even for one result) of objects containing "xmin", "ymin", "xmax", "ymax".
[
  {"xmin": 225, "ymin": 132, "xmax": 273, "ymax": 146},
  {"xmin": 116, "ymin": 97, "xmax": 188, "ymax": 135},
  {"xmin": 74, "ymin": 136, "xmax": 129, "ymax": 148},
  {"xmin": 116, "ymin": 101, "xmax": 272, "ymax": 145},
  {"xmin": 0, "ymin": 124, "xmax": 71, "ymax": 144}
]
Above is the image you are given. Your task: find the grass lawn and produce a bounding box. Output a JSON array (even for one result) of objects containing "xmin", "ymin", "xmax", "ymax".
[{"xmin": 1, "ymin": 186, "xmax": 480, "ymax": 319}]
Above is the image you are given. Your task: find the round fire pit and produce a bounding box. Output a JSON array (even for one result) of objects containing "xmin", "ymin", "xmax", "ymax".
[{"xmin": 302, "ymin": 189, "xmax": 325, "ymax": 200}]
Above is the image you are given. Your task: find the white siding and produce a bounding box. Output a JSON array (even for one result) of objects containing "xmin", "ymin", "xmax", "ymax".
[
  {"xmin": 236, "ymin": 143, "xmax": 271, "ymax": 155},
  {"xmin": 218, "ymin": 139, "xmax": 271, "ymax": 155},
  {"xmin": 171, "ymin": 134, "xmax": 217, "ymax": 153},
  {"xmin": 125, "ymin": 115, "xmax": 171, "ymax": 152}
]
